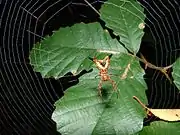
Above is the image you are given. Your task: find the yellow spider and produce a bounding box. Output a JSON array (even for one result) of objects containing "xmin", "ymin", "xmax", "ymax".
[{"xmin": 90, "ymin": 54, "xmax": 117, "ymax": 96}]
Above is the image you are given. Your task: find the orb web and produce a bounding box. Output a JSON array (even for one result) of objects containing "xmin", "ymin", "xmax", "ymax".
[
  {"xmin": 0, "ymin": 0, "xmax": 180, "ymax": 134},
  {"xmin": 137, "ymin": 0, "xmax": 180, "ymax": 124}
]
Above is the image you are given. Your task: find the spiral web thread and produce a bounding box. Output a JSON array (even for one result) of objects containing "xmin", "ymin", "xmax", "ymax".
[{"xmin": 0, "ymin": 0, "xmax": 180, "ymax": 134}]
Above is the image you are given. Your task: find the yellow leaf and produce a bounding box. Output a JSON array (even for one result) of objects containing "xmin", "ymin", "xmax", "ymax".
[
  {"xmin": 133, "ymin": 96, "xmax": 180, "ymax": 121},
  {"xmin": 149, "ymin": 109, "xmax": 180, "ymax": 121}
]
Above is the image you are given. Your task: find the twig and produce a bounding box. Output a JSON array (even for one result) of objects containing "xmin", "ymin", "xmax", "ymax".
[
  {"xmin": 128, "ymin": 53, "xmax": 173, "ymax": 83},
  {"xmin": 133, "ymin": 96, "xmax": 147, "ymax": 109}
]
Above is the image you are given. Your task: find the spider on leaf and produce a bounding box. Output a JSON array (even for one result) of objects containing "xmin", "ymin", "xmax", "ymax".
[{"xmin": 89, "ymin": 54, "xmax": 119, "ymax": 97}]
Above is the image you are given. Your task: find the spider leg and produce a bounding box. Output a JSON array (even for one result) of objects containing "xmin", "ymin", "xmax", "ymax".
[
  {"xmin": 98, "ymin": 80, "xmax": 103, "ymax": 96},
  {"xmin": 109, "ymin": 77, "xmax": 120, "ymax": 98},
  {"xmin": 109, "ymin": 77, "xmax": 116, "ymax": 91}
]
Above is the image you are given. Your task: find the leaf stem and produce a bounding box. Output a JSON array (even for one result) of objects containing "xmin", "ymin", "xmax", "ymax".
[{"xmin": 133, "ymin": 96, "xmax": 147, "ymax": 109}]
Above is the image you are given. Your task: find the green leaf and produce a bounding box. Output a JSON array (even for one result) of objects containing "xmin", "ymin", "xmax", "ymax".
[
  {"xmin": 139, "ymin": 121, "xmax": 180, "ymax": 135},
  {"xmin": 100, "ymin": 0, "xmax": 145, "ymax": 53},
  {"xmin": 172, "ymin": 58, "xmax": 180, "ymax": 90},
  {"xmin": 52, "ymin": 53, "xmax": 147, "ymax": 135},
  {"xmin": 29, "ymin": 23, "xmax": 127, "ymax": 78}
]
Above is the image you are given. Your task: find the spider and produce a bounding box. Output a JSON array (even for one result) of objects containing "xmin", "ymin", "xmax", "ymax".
[{"xmin": 89, "ymin": 54, "xmax": 117, "ymax": 96}]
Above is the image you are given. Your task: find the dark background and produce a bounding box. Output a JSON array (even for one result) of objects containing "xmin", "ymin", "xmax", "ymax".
[{"xmin": 0, "ymin": 0, "xmax": 180, "ymax": 134}]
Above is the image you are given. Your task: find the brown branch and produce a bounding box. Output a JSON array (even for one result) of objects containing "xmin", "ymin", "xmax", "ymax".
[
  {"xmin": 128, "ymin": 53, "xmax": 173, "ymax": 83},
  {"xmin": 133, "ymin": 96, "xmax": 148, "ymax": 109}
]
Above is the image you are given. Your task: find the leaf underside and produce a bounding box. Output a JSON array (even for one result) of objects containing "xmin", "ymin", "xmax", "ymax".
[
  {"xmin": 29, "ymin": 23, "xmax": 126, "ymax": 78},
  {"xmin": 100, "ymin": 0, "xmax": 145, "ymax": 53},
  {"xmin": 172, "ymin": 58, "xmax": 180, "ymax": 90},
  {"xmin": 52, "ymin": 53, "xmax": 147, "ymax": 135},
  {"xmin": 139, "ymin": 121, "xmax": 180, "ymax": 135}
]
